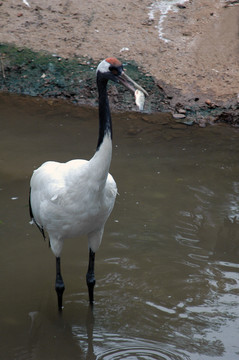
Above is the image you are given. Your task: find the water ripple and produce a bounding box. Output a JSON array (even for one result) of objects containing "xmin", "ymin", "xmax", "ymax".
[{"xmin": 96, "ymin": 334, "xmax": 190, "ymax": 360}]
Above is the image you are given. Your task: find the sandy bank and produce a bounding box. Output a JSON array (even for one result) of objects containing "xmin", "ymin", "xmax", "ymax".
[{"xmin": 0, "ymin": 0, "xmax": 239, "ymax": 125}]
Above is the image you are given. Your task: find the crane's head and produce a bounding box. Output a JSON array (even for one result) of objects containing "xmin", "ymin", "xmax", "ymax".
[{"xmin": 97, "ymin": 57, "xmax": 148, "ymax": 96}]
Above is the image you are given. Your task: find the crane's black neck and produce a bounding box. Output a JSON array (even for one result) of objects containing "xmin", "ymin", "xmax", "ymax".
[{"xmin": 96, "ymin": 76, "xmax": 112, "ymax": 151}]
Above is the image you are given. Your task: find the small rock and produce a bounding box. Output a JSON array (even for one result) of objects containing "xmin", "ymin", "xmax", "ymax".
[
  {"xmin": 207, "ymin": 116, "xmax": 216, "ymax": 125},
  {"xmin": 173, "ymin": 113, "xmax": 186, "ymax": 119},
  {"xmin": 175, "ymin": 118, "xmax": 195, "ymax": 126},
  {"xmin": 177, "ymin": 4, "xmax": 186, "ymax": 9},
  {"xmin": 205, "ymin": 99, "xmax": 217, "ymax": 108},
  {"xmin": 183, "ymin": 118, "xmax": 195, "ymax": 126},
  {"xmin": 198, "ymin": 118, "xmax": 207, "ymax": 128},
  {"xmin": 17, "ymin": 13, "xmax": 23, "ymax": 17},
  {"xmin": 177, "ymin": 108, "xmax": 186, "ymax": 114},
  {"xmin": 205, "ymin": 99, "xmax": 212, "ymax": 106},
  {"xmin": 142, "ymin": 19, "xmax": 154, "ymax": 26},
  {"xmin": 182, "ymin": 32, "xmax": 192, "ymax": 37},
  {"xmin": 120, "ymin": 47, "xmax": 129, "ymax": 53}
]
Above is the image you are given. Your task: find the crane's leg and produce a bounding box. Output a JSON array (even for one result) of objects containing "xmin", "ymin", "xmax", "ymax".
[
  {"xmin": 55, "ymin": 257, "xmax": 65, "ymax": 311},
  {"xmin": 86, "ymin": 248, "xmax": 95, "ymax": 305}
]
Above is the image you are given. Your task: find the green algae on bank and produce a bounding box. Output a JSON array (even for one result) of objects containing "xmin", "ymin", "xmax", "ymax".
[
  {"xmin": 0, "ymin": 43, "xmax": 164, "ymax": 112},
  {"xmin": 0, "ymin": 43, "xmax": 239, "ymax": 127},
  {"xmin": 0, "ymin": 44, "xmax": 101, "ymax": 101}
]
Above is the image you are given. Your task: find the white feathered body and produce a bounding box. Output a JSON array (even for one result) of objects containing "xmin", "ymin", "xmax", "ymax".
[{"xmin": 30, "ymin": 135, "xmax": 117, "ymax": 257}]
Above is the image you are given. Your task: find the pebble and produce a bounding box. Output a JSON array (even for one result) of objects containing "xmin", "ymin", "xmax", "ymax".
[
  {"xmin": 198, "ymin": 118, "xmax": 207, "ymax": 128},
  {"xmin": 177, "ymin": 108, "xmax": 186, "ymax": 114},
  {"xmin": 173, "ymin": 113, "xmax": 186, "ymax": 119},
  {"xmin": 120, "ymin": 47, "xmax": 129, "ymax": 53},
  {"xmin": 205, "ymin": 99, "xmax": 212, "ymax": 106},
  {"xmin": 177, "ymin": 4, "xmax": 187, "ymax": 9},
  {"xmin": 205, "ymin": 99, "xmax": 217, "ymax": 108}
]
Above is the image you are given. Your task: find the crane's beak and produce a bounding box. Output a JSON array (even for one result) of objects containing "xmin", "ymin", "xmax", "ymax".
[{"xmin": 118, "ymin": 72, "xmax": 149, "ymax": 97}]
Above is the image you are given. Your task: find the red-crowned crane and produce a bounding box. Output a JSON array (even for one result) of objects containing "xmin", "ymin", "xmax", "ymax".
[{"xmin": 29, "ymin": 57, "xmax": 148, "ymax": 311}]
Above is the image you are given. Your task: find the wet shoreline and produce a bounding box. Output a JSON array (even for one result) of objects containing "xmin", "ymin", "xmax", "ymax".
[{"xmin": 0, "ymin": 43, "xmax": 238, "ymax": 127}]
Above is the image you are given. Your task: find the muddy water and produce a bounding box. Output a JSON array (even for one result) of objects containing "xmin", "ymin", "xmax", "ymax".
[{"xmin": 0, "ymin": 93, "xmax": 239, "ymax": 360}]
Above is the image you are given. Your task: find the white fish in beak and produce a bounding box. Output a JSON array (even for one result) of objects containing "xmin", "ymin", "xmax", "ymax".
[{"xmin": 135, "ymin": 89, "xmax": 145, "ymax": 111}]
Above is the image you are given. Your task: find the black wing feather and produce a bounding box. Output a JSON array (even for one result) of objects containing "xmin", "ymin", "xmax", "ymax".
[{"xmin": 29, "ymin": 187, "xmax": 46, "ymax": 240}]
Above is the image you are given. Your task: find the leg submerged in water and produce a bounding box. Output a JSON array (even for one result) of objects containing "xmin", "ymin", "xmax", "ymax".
[
  {"xmin": 86, "ymin": 248, "xmax": 96, "ymax": 304},
  {"xmin": 55, "ymin": 256, "xmax": 65, "ymax": 311}
]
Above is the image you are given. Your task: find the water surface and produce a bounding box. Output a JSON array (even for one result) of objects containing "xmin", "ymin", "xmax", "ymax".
[{"xmin": 0, "ymin": 94, "xmax": 239, "ymax": 359}]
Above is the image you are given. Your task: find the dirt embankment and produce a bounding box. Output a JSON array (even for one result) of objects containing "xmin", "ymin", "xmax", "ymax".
[{"xmin": 0, "ymin": 0, "xmax": 239, "ymax": 126}]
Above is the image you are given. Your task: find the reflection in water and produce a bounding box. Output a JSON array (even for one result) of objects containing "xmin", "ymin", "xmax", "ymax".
[
  {"xmin": 0, "ymin": 94, "xmax": 239, "ymax": 359},
  {"xmin": 72, "ymin": 306, "xmax": 190, "ymax": 360},
  {"xmin": 85, "ymin": 307, "xmax": 96, "ymax": 360}
]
